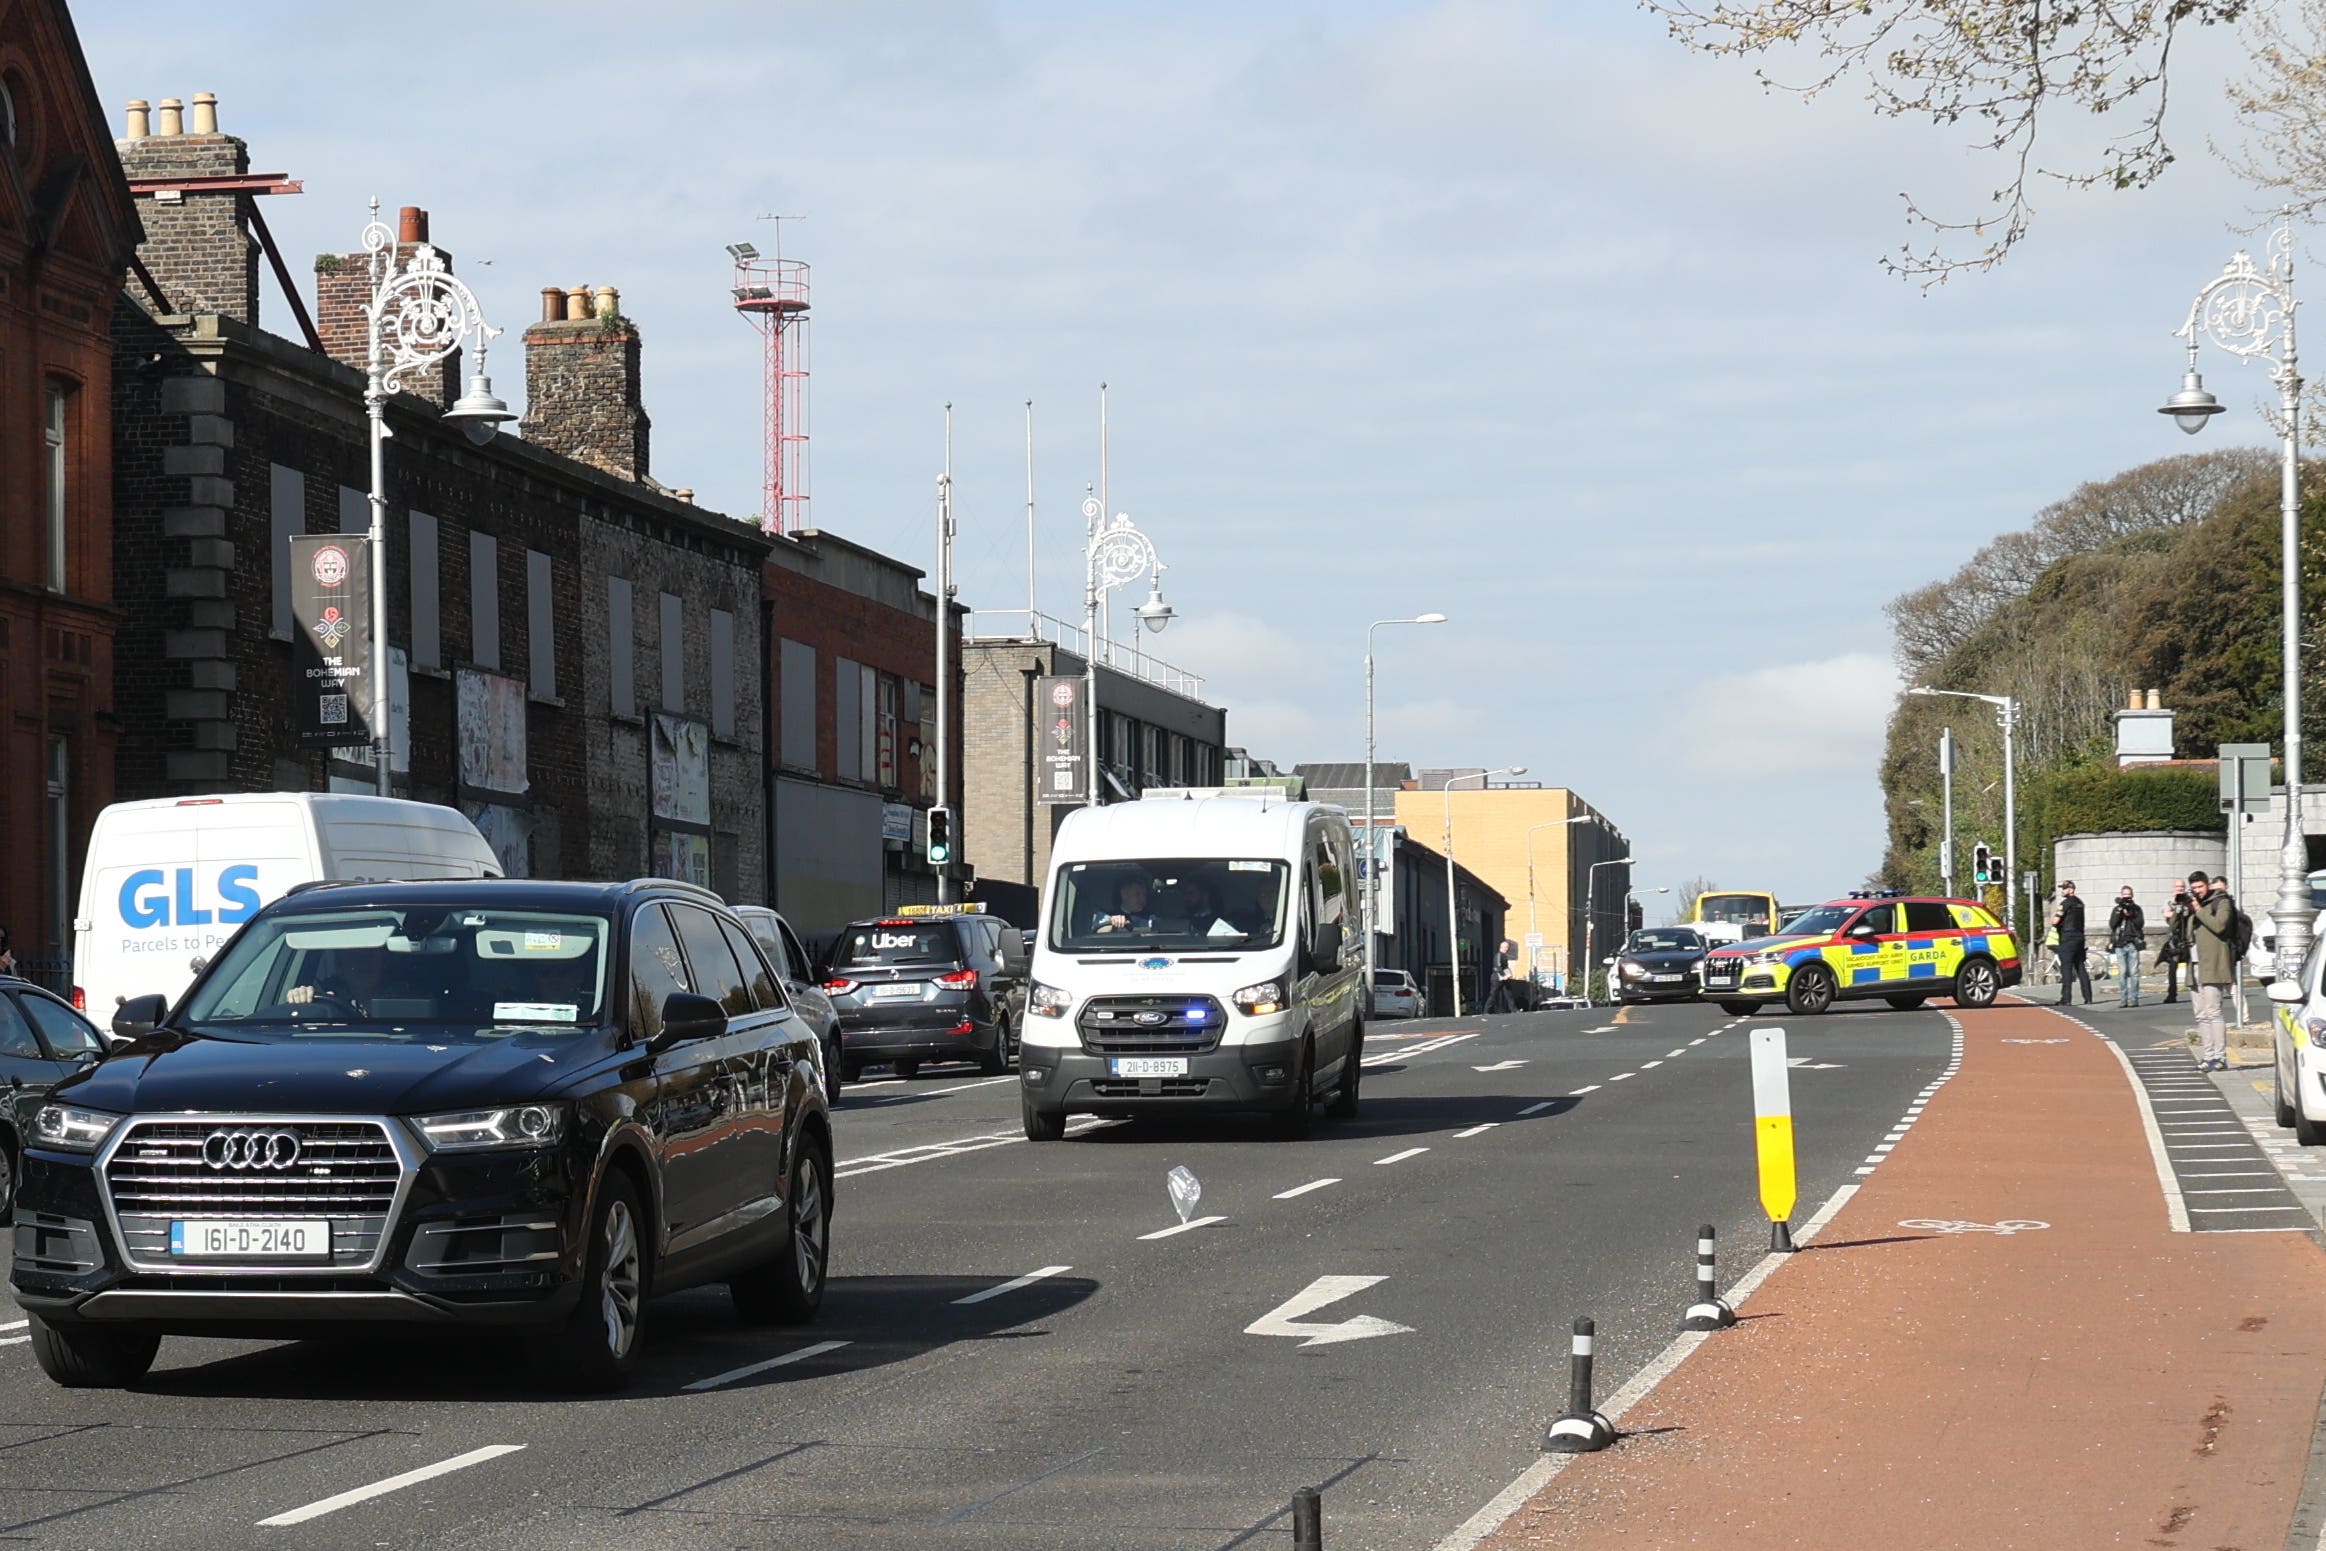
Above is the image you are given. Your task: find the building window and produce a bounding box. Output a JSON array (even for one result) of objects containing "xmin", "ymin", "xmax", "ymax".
[
  {"xmin": 779, "ymin": 640, "xmax": 816, "ymax": 769},
  {"xmin": 877, "ymin": 675, "xmax": 898, "ymax": 788},
  {"xmin": 469, "ymin": 531, "xmax": 499, "ymax": 670},
  {"xmin": 527, "ymin": 550, "xmax": 556, "ymax": 700},
  {"xmin": 269, "ymin": 464, "xmax": 302, "ymax": 639},
  {"xmin": 709, "ymin": 608, "xmax": 735, "ymax": 739},
  {"xmin": 835, "ymin": 656, "xmax": 862, "ymax": 782},
  {"xmin": 337, "ymin": 485, "xmax": 367, "ymax": 535},
  {"xmin": 46, "ymin": 734, "xmax": 68, "ymax": 951},
  {"xmin": 410, "ymin": 511, "xmax": 441, "ymax": 668},
  {"xmin": 607, "ymin": 576, "xmax": 635, "ymax": 716},
  {"xmin": 659, "ymin": 593, "xmax": 683, "ymax": 712},
  {"xmin": 44, "ymin": 382, "xmax": 68, "ymax": 592}
]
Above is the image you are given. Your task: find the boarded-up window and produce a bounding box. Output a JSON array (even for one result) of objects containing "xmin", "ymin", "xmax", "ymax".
[
  {"xmin": 835, "ymin": 656, "xmax": 861, "ymax": 782},
  {"xmin": 410, "ymin": 511, "xmax": 440, "ymax": 668},
  {"xmin": 268, "ymin": 464, "xmax": 302, "ymax": 639},
  {"xmin": 337, "ymin": 485, "xmax": 367, "ymax": 535},
  {"xmin": 528, "ymin": 549, "xmax": 555, "ymax": 699},
  {"xmin": 608, "ymin": 577, "xmax": 635, "ymax": 716},
  {"xmin": 780, "ymin": 639, "xmax": 816, "ymax": 769},
  {"xmin": 660, "ymin": 592, "xmax": 684, "ymax": 712},
  {"xmin": 710, "ymin": 608, "xmax": 735, "ymax": 739},
  {"xmin": 470, "ymin": 531, "xmax": 499, "ymax": 669}
]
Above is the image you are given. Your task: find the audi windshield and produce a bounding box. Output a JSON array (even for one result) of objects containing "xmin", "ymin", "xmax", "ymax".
[
  {"xmin": 176, "ymin": 904, "xmax": 614, "ymax": 1040},
  {"xmin": 1049, "ymin": 859, "xmax": 1290, "ymax": 952}
]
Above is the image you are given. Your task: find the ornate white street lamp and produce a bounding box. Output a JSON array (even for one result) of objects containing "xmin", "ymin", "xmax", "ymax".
[
  {"xmin": 1080, "ymin": 491, "xmax": 1172, "ymax": 804},
  {"xmin": 2159, "ymin": 212, "xmax": 2314, "ymax": 992},
  {"xmin": 359, "ymin": 199, "xmax": 513, "ymax": 793}
]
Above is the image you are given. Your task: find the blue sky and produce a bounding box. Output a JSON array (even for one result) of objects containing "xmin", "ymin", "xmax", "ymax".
[{"xmin": 77, "ymin": 1, "xmax": 2284, "ymax": 906}]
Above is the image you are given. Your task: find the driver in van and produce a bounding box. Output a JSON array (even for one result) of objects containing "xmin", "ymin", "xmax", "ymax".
[{"xmin": 1093, "ymin": 877, "xmax": 1160, "ymax": 934}]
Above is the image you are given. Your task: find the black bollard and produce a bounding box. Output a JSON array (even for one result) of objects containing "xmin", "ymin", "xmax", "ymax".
[
  {"xmin": 1771, "ymin": 1218, "xmax": 1795, "ymax": 1253},
  {"xmin": 1291, "ymin": 1486, "xmax": 1323, "ymax": 1550},
  {"xmin": 1541, "ymin": 1315, "xmax": 1615, "ymax": 1452},
  {"xmin": 1681, "ymin": 1223, "xmax": 1738, "ymax": 1332}
]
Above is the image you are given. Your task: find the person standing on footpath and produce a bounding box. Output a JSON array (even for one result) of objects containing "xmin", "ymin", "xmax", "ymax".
[
  {"xmin": 2188, "ymin": 870, "xmax": 2237, "ymax": 1072},
  {"xmin": 2052, "ymin": 880, "xmax": 2092, "ymax": 1006},
  {"xmin": 2159, "ymin": 880, "xmax": 2194, "ymax": 1003},
  {"xmin": 2109, "ymin": 886, "xmax": 2147, "ymax": 1007}
]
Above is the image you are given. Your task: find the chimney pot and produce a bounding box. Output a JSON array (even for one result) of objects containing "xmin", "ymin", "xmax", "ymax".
[
  {"xmin": 398, "ymin": 206, "xmax": 428, "ymax": 245},
  {"xmin": 540, "ymin": 286, "xmax": 563, "ymax": 323},
  {"xmin": 673, "ymin": 488, "xmax": 694, "ymax": 504},
  {"xmin": 124, "ymin": 99, "xmax": 150, "ymax": 140},
  {"xmin": 564, "ymin": 286, "xmax": 590, "ymax": 321},
  {"xmin": 2147, "ymin": 687, "xmax": 2162, "ymax": 711},
  {"xmin": 155, "ymin": 98, "xmax": 184, "ymax": 136},
  {"xmin": 2128, "ymin": 688, "xmax": 2143, "ymax": 710},
  {"xmin": 594, "ymin": 286, "xmax": 619, "ymax": 320},
  {"xmin": 189, "ymin": 92, "xmax": 217, "ymax": 134}
]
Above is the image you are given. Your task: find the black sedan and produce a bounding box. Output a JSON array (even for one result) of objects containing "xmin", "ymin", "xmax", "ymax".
[
  {"xmin": 10, "ymin": 878, "xmax": 832, "ymax": 1392},
  {"xmin": 1612, "ymin": 927, "xmax": 1711, "ymax": 1004},
  {"xmin": 0, "ymin": 977, "xmax": 109, "ymax": 1221}
]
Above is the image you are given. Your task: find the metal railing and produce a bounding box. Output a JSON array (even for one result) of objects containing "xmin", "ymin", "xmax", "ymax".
[{"xmin": 963, "ymin": 610, "xmax": 1207, "ymax": 701}]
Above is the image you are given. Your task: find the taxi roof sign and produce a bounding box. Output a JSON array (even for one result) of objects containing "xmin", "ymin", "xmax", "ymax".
[{"xmin": 896, "ymin": 902, "xmax": 987, "ymax": 917}]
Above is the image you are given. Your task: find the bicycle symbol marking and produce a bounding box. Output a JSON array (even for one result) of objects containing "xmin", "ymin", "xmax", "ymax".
[
  {"xmin": 1898, "ymin": 1218, "xmax": 2051, "ymax": 1236},
  {"xmin": 2000, "ymin": 1038, "xmax": 2069, "ymax": 1045}
]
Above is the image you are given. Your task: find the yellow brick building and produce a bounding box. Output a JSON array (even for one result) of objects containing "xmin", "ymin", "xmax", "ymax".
[{"xmin": 1391, "ymin": 783, "xmax": 1628, "ymax": 987}]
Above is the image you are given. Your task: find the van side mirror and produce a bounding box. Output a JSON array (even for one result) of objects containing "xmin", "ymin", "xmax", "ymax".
[
  {"xmin": 112, "ymin": 994, "xmax": 167, "ymax": 1041},
  {"xmin": 1312, "ymin": 920, "xmax": 1344, "ymax": 971},
  {"xmin": 652, "ymin": 991, "xmax": 728, "ymax": 1052}
]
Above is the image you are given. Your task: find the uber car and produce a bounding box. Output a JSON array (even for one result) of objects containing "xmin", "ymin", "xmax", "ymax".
[
  {"xmin": 1613, "ymin": 927, "xmax": 1709, "ymax": 1004},
  {"xmin": 821, "ymin": 905, "xmax": 1027, "ymax": 1080},
  {"xmin": 10, "ymin": 879, "xmax": 833, "ymax": 1392},
  {"xmin": 1698, "ymin": 893, "xmax": 2020, "ymax": 1016}
]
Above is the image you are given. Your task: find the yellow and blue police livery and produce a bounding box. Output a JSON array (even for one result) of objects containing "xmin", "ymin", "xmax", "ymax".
[{"xmin": 1697, "ymin": 892, "xmax": 2021, "ymax": 1017}]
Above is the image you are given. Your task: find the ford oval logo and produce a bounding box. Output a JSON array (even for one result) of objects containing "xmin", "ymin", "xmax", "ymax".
[
  {"xmin": 1141, "ymin": 956, "xmax": 1172, "ymax": 970},
  {"xmin": 1133, "ymin": 1011, "xmax": 1170, "ymax": 1026}
]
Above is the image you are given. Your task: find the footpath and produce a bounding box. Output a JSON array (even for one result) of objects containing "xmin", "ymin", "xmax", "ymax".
[{"xmin": 1474, "ymin": 995, "xmax": 2326, "ymax": 1551}]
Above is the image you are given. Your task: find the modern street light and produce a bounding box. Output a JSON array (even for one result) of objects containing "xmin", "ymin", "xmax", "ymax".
[
  {"xmin": 1579, "ymin": 855, "xmax": 1633, "ymax": 1008},
  {"xmin": 2160, "ymin": 210, "xmax": 2316, "ymax": 993},
  {"xmin": 1364, "ymin": 614, "xmax": 1448, "ymax": 993},
  {"xmin": 1440, "ymin": 765, "xmax": 1526, "ymax": 1017},
  {"xmin": 359, "ymin": 199, "xmax": 512, "ymax": 795},
  {"xmin": 1910, "ymin": 687, "xmax": 2017, "ymax": 932},
  {"xmin": 1524, "ymin": 815, "xmax": 1591, "ymax": 991},
  {"xmin": 1081, "ymin": 488, "xmax": 1171, "ymax": 805}
]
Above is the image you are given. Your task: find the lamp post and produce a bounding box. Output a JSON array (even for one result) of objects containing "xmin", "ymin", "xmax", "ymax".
[
  {"xmin": 1524, "ymin": 815, "xmax": 1590, "ymax": 990},
  {"xmin": 1580, "ymin": 855, "xmax": 1634, "ymax": 1008},
  {"xmin": 1909, "ymin": 687, "xmax": 2017, "ymax": 932},
  {"xmin": 2159, "ymin": 210, "xmax": 2316, "ymax": 992},
  {"xmin": 1365, "ymin": 614, "xmax": 1448, "ymax": 992},
  {"xmin": 1080, "ymin": 489, "xmax": 1171, "ymax": 805},
  {"xmin": 358, "ymin": 200, "xmax": 513, "ymax": 794},
  {"xmin": 1440, "ymin": 765, "xmax": 1526, "ymax": 1016}
]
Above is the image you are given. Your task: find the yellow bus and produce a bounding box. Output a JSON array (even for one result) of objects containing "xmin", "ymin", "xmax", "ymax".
[{"xmin": 1686, "ymin": 889, "xmax": 1783, "ymax": 944}]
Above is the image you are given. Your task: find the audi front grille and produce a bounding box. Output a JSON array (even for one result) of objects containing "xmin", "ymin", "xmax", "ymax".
[
  {"xmin": 1077, "ymin": 995, "xmax": 1228, "ymax": 1055},
  {"xmin": 101, "ymin": 1117, "xmax": 416, "ymax": 1274}
]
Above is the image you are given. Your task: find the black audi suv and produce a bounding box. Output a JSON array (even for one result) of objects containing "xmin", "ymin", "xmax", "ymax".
[{"xmin": 10, "ymin": 878, "xmax": 833, "ymax": 1391}]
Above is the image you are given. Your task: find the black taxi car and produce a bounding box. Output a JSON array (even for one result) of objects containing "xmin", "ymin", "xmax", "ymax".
[
  {"xmin": 10, "ymin": 879, "xmax": 832, "ymax": 1391},
  {"xmin": 821, "ymin": 905, "xmax": 1028, "ymax": 1080}
]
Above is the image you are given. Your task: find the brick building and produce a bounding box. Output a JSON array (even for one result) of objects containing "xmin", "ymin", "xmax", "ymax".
[
  {"xmin": 960, "ymin": 620, "xmax": 1228, "ymax": 891},
  {"xmin": 762, "ymin": 528, "xmax": 956, "ymax": 932},
  {"xmin": 109, "ymin": 97, "xmax": 769, "ymax": 895},
  {"xmin": 0, "ymin": 0, "xmax": 140, "ymax": 982}
]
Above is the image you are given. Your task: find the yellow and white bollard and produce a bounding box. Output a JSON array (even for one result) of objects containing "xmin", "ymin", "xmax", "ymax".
[{"xmin": 1750, "ymin": 1027, "xmax": 1798, "ymax": 1252}]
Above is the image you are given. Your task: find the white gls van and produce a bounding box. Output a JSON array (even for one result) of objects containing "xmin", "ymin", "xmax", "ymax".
[
  {"xmin": 1019, "ymin": 792, "xmax": 1364, "ymax": 1140},
  {"xmin": 73, "ymin": 793, "xmax": 502, "ymax": 1025}
]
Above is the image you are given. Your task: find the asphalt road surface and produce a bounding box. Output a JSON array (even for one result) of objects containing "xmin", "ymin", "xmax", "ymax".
[{"xmin": 0, "ymin": 1000, "xmax": 1955, "ymax": 1549}]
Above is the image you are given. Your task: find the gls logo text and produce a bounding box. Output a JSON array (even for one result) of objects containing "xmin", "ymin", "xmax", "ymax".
[{"xmin": 119, "ymin": 866, "xmax": 263, "ymax": 930}]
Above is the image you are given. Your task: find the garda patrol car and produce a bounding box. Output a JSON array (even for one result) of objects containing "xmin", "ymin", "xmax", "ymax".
[{"xmin": 1697, "ymin": 892, "xmax": 2021, "ymax": 1016}]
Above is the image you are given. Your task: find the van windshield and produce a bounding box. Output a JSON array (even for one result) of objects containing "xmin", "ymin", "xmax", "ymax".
[
  {"xmin": 177, "ymin": 905, "xmax": 613, "ymax": 1041},
  {"xmin": 1050, "ymin": 859, "xmax": 1290, "ymax": 953}
]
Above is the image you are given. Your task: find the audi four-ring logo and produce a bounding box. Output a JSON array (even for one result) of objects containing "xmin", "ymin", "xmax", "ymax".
[{"xmin": 202, "ymin": 1129, "xmax": 302, "ymax": 1170}]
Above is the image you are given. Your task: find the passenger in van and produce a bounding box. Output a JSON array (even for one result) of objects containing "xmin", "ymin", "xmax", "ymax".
[
  {"xmin": 1093, "ymin": 878, "xmax": 1160, "ymax": 935},
  {"xmin": 1176, "ymin": 875, "xmax": 1248, "ymax": 939}
]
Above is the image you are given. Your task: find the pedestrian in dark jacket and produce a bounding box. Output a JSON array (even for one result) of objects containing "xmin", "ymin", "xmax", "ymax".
[
  {"xmin": 2109, "ymin": 886, "xmax": 2146, "ymax": 1007},
  {"xmin": 2189, "ymin": 871, "xmax": 2237, "ymax": 1070},
  {"xmin": 2159, "ymin": 880, "xmax": 2194, "ymax": 1003},
  {"xmin": 2052, "ymin": 881, "xmax": 2091, "ymax": 1005}
]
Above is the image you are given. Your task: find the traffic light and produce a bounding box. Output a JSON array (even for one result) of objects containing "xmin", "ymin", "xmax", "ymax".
[
  {"xmin": 927, "ymin": 806, "xmax": 955, "ymax": 867},
  {"xmin": 1972, "ymin": 843, "xmax": 1991, "ymax": 886}
]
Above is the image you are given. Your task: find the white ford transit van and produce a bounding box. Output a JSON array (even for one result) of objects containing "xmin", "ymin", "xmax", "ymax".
[
  {"xmin": 73, "ymin": 793, "xmax": 502, "ymax": 1022},
  {"xmin": 1019, "ymin": 792, "xmax": 1363, "ymax": 1139}
]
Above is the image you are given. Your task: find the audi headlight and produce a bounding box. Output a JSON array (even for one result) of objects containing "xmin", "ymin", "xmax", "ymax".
[
  {"xmin": 1749, "ymin": 948, "xmax": 1788, "ymax": 966},
  {"xmin": 1234, "ymin": 981, "xmax": 1286, "ymax": 1016},
  {"xmin": 31, "ymin": 1103, "xmax": 120, "ymax": 1153},
  {"xmin": 1619, "ymin": 960, "xmax": 1647, "ymax": 979},
  {"xmin": 412, "ymin": 1104, "xmax": 566, "ymax": 1152},
  {"xmin": 1029, "ymin": 980, "xmax": 1072, "ymax": 1019}
]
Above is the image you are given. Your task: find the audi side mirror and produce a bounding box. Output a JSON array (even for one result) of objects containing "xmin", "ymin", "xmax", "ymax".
[
  {"xmin": 653, "ymin": 991, "xmax": 728, "ymax": 1052},
  {"xmin": 112, "ymin": 993, "xmax": 166, "ymax": 1042}
]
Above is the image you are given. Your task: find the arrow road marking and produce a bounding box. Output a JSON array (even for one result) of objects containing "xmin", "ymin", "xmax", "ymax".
[
  {"xmin": 1787, "ymin": 1057, "xmax": 1843, "ymax": 1070},
  {"xmin": 1472, "ymin": 1060, "xmax": 1529, "ymax": 1072},
  {"xmin": 1245, "ymin": 1275, "xmax": 1414, "ymax": 1347}
]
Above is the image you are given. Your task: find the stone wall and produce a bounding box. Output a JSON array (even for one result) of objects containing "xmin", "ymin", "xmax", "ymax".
[{"xmin": 2052, "ymin": 830, "xmax": 2227, "ymax": 947}]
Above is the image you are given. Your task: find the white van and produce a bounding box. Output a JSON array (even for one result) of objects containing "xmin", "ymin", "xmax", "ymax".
[
  {"xmin": 74, "ymin": 793, "xmax": 502, "ymax": 1022},
  {"xmin": 1019, "ymin": 791, "xmax": 1363, "ymax": 1140}
]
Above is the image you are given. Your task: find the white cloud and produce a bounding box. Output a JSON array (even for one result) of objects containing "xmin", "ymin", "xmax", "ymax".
[{"xmin": 1682, "ymin": 653, "xmax": 1900, "ymax": 780}]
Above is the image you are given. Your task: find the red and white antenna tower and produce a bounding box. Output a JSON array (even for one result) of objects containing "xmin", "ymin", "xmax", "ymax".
[{"xmin": 727, "ymin": 225, "xmax": 810, "ymax": 535}]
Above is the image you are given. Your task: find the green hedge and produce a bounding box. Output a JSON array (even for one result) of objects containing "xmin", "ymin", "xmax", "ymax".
[{"xmin": 2025, "ymin": 763, "xmax": 2225, "ymax": 846}]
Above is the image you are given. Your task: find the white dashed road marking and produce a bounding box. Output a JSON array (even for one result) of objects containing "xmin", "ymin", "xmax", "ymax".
[
  {"xmin": 1453, "ymin": 1124, "xmax": 1500, "ymax": 1139},
  {"xmin": 1522, "ymin": 1100, "xmax": 1563, "ymax": 1113},
  {"xmin": 1138, "ymin": 1216, "xmax": 1227, "ymax": 1240},
  {"xmin": 954, "ymin": 1265, "xmax": 1072, "ymax": 1305},
  {"xmin": 1373, "ymin": 1147, "xmax": 1430, "ymax": 1166},
  {"xmin": 1274, "ymin": 1178, "xmax": 1339, "ymax": 1200},
  {"xmin": 257, "ymin": 1445, "xmax": 527, "ymax": 1527},
  {"xmin": 684, "ymin": 1339, "xmax": 853, "ymax": 1393}
]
